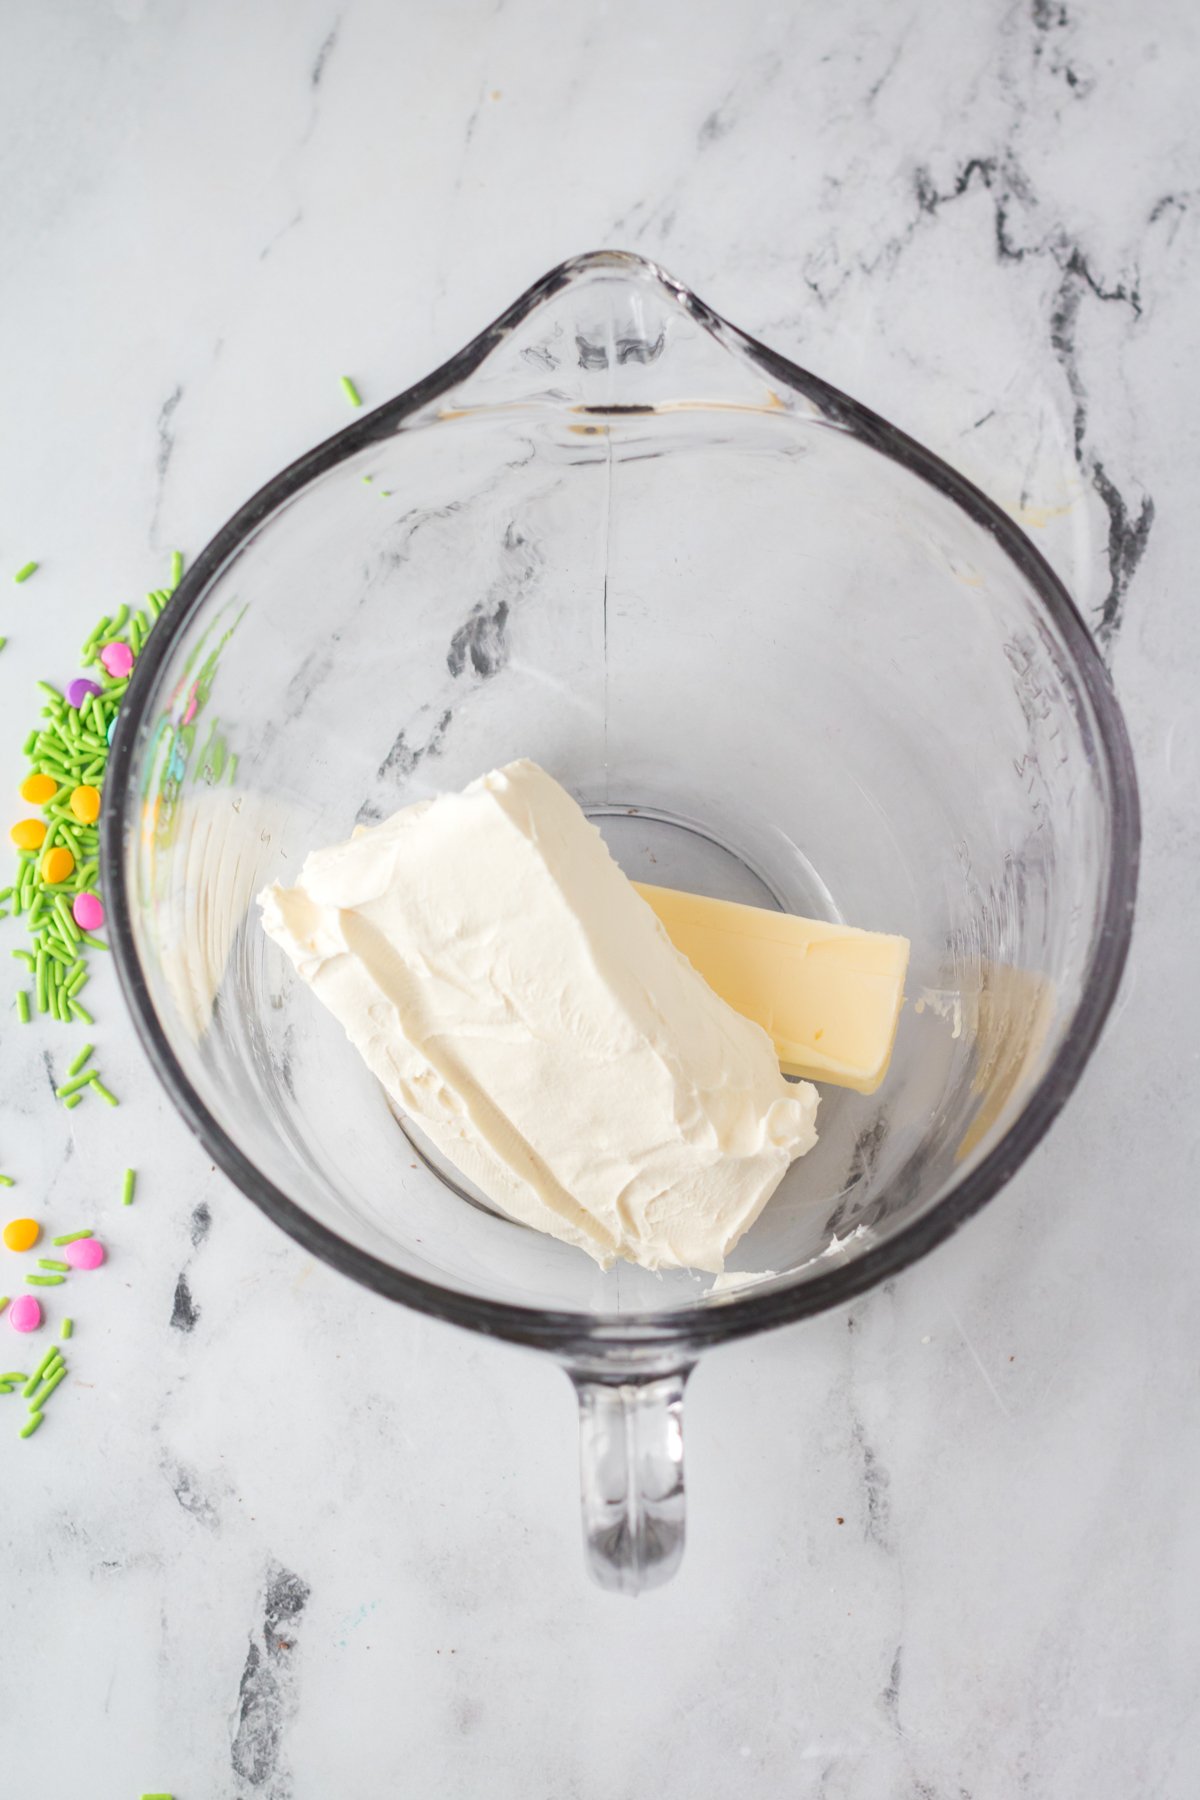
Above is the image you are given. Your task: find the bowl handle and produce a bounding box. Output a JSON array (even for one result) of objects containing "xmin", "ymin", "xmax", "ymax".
[{"xmin": 571, "ymin": 1368, "xmax": 691, "ymax": 1595}]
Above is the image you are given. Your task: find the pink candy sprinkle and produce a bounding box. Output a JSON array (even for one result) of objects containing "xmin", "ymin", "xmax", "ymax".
[
  {"xmin": 72, "ymin": 892, "xmax": 105, "ymax": 932},
  {"xmin": 66, "ymin": 677, "xmax": 102, "ymax": 709},
  {"xmin": 8, "ymin": 1295, "xmax": 42, "ymax": 1333},
  {"xmin": 64, "ymin": 1237, "xmax": 105, "ymax": 1271},
  {"xmin": 182, "ymin": 695, "xmax": 197, "ymax": 725},
  {"xmin": 99, "ymin": 640, "xmax": 134, "ymax": 678}
]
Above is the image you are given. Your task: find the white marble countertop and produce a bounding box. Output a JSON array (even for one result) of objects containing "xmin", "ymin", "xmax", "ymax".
[{"xmin": 2, "ymin": 3, "xmax": 1196, "ymax": 1795}]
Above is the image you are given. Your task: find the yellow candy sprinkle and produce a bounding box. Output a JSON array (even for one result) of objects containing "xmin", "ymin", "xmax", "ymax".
[
  {"xmin": 19, "ymin": 773, "xmax": 58, "ymax": 805},
  {"xmin": 10, "ymin": 818, "xmax": 47, "ymax": 851},
  {"xmin": 3, "ymin": 1217, "xmax": 40, "ymax": 1252},
  {"xmin": 69, "ymin": 784, "xmax": 101, "ymax": 824},
  {"xmin": 41, "ymin": 846, "xmax": 74, "ymax": 884}
]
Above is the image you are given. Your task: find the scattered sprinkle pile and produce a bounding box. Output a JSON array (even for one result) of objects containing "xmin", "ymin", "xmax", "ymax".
[
  {"xmin": 2, "ymin": 547, "xmax": 164, "ymax": 1436},
  {"xmin": 4, "ymin": 553, "xmax": 181, "ymax": 1050},
  {"xmin": 1, "ymin": 1203, "xmax": 117, "ymax": 1426}
]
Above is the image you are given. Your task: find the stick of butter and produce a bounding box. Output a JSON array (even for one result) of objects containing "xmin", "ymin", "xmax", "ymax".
[{"xmin": 633, "ymin": 883, "xmax": 909, "ymax": 1095}]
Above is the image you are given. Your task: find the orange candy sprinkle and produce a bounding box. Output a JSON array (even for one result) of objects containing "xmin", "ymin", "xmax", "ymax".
[
  {"xmin": 19, "ymin": 773, "xmax": 58, "ymax": 805},
  {"xmin": 41, "ymin": 846, "xmax": 74, "ymax": 884},
  {"xmin": 10, "ymin": 818, "xmax": 47, "ymax": 851},
  {"xmin": 69, "ymin": 784, "xmax": 100, "ymax": 824},
  {"xmin": 2, "ymin": 1218, "xmax": 40, "ymax": 1252}
]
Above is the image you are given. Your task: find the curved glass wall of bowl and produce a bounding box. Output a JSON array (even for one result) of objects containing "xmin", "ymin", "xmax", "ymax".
[{"xmin": 108, "ymin": 251, "xmax": 1136, "ymax": 1592}]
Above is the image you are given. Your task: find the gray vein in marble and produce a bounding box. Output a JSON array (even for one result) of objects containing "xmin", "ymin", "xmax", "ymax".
[
  {"xmin": 376, "ymin": 703, "xmax": 452, "ymax": 784},
  {"xmin": 824, "ymin": 1117, "xmax": 890, "ymax": 1237},
  {"xmin": 156, "ymin": 383, "xmax": 183, "ymax": 478},
  {"xmin": 169, "ymin": 1270, "xmax": 200, "ymax": 1333},
  {"xmin": 1148, "ymin": 190, "xmax": 1194, "ymax": 244},
  {"xmin": 881, "ymin": 1644, "xmax": 903, "ymax": 1729},
  {"xmin": 849, "ymin": 1406, "xmax": 892, "ymax": 1551},
  {"xmin": 447, "ymin": 595, "xmax": 509, "ymax": 680},
  {"xmin": 446, "ymin": 519, "xmax": 540, "ymax": 681},
  {"xmin": 912, "ymin": 151, "xmax": 1155, "ymax": 651},
  {"xmin": 166, "ymin": 1460, "xmax": 220, "ymax": 1530},
  {"xmin": 864, "ymin": 34, "xmax": 906, "ymax": 108},
  {"xmin": 259, "ymin": 207, "xmax": 304, "ymax": 264},
  {"xmin": 310, "ymin": 18, "xmax": 341, "ymax": 89},
  {"xmin": 150, "ymin": 383, "xmax": 184, "ymax": 539},
  {"xmin": 1030, "ymin": 0, "xmax": 1094, "ymax": 98},
  {"xmin": 230, "ymin": 1564, "xmax": 311, "ymax": 1794}
]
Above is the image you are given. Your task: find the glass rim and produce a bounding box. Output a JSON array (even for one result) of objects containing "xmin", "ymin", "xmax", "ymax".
[{"xmin": 102, "ymin": 249, "xmax": 1141, "ymax": 1359}]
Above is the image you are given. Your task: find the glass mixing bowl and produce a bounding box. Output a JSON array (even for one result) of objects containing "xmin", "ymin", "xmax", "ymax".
[{"xmin": 104, "ymin": 251, "xmax": 1138, "ymax": 1593}]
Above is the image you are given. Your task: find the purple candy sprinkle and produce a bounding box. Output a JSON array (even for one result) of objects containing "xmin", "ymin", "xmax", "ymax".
[{"xmin": 66, "ymin": 678, "xmax": 101, "ymax": 709}]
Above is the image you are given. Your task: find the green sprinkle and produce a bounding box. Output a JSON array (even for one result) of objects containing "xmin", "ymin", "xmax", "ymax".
[
  {"xmin": 60, "ymin": 1318, "xmax": 72, "ymax": 1340},
  {"xmin": 52, "ymin": 1230, "xmax": 93, "ymax": 1245},
  {"xmin": 22, "ymin": 728, "xmax": 38, "ymax": 755},
  {"xmin": 37, "ymin": 679, "xmax": 63, "ymax": 700},
  {"xmin": 28, "ymin": 1364, "xmax": 67, "ymax": 1410},
  {"xmin": 69, "ymin": 1002, "xmax": 94, "ymax": 1026},
  {"xmin": 25, "ymin": 1274, "xmax": 65, "ymax": 1286},
  {"xmin": 19, "ymin": 1411, "xmax": 44, "ymax": 1438},
  {"xmin": 14, "ymin": 560, "xmax": 39, "ymax": 584},
  {"xmin": 0, "ymin": 1299, "xmax": 7, "ymax": 1315},
  {"xmin": 89, "ymin": 1076, "xmax": 118, "ymax": 1106},
  {"xmin": 66, "ymin": 1042, "xmax": 95, "ymax": 1078},
  {"xmin": 122, "ymin": 1168, "xmax": 137, "ymax": 1207},
  {"xmin": 11, "ymin": 949, "xmax": 35, "ymax": 969},
  {"xmin": 0, "ymin": 1174, "xmax": 13, "ymax": 1188},
  {"xmin": 67, "ymin": 969, "xmax": 90, "ymax": 998},
  {"xmin": 63, "ymin": 1092, "xmax": 83, "ymax": 1110},
  {"xmin": 35, "ymin": 951, "xmax": 48, "ymax": 1014},
  {"xmin": 81, "ymin": 616, "xmax": 110, "ymax": 657},
  {"xmin": 16, "ymin": 991, "xmax": 30, "ymax": 1024},
  {"xmin": 340, "ymin": 374, "xmax": 363, "ymax": 408},
  {"xmin": 55, "ymin": 1070, "xmax": 95, "ymax": 1099},
  {"xmin": 24, "ymin": 1347, "xmax": 58, "ymax": 1395},
  {"xmin": 79, "ymin": 931, "xmax": 109, "ymax": 951},
  {"xmin": 46, "ymin": 919, "xmax": 74, "ymax": 959},
  {"xmin": 0, "ymin": 1372, "xmax": 27, "ymax": 1382},
  {"xmin": 38, "ymin": 1259, "xmax": 70, "ymax": 1272},
  {"xmin": 170, "ymin": 549, "xmax": 184, "ymax": 587}
]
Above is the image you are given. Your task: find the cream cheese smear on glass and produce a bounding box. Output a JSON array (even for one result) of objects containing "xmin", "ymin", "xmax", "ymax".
[{"xmin": 258, "ymin": 760, "xmax": 820, "ymax": 1272}]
